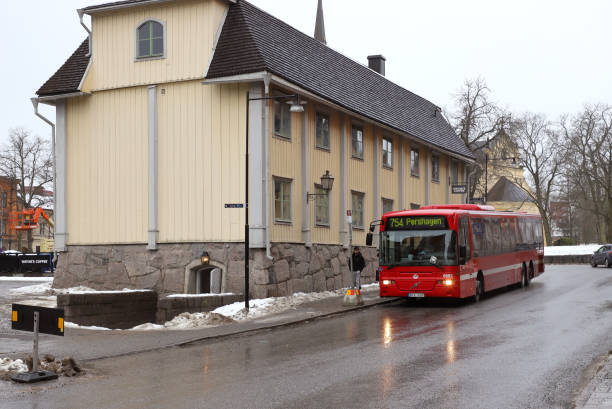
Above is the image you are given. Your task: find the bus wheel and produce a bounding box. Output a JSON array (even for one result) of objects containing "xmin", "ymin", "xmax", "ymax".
[
  {"xmin": 521, "ymin": 264, "xmax": 528, "ymax": 288},
  {"xmin": 529, "ymin": 262, "xmax": 535, "ymax": 281},
  {"xmin": 474, "ymin": 274, "xmax": 484, "ymax": 303}
]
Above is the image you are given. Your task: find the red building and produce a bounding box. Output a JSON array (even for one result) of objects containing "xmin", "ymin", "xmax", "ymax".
[{"xmin": 0, "ymin": 176, "xmax": 19, "ymax": 251}]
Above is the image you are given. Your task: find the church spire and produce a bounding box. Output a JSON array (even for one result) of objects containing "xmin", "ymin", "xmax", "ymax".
[{"xmin": 314, "ymin": 0, "xmax": 326, "ymax": 44}]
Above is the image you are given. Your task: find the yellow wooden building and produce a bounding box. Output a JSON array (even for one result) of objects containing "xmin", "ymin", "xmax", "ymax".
[{"xmin": 35, "ymin": 0, "xmax": 474, "ymax": 297}]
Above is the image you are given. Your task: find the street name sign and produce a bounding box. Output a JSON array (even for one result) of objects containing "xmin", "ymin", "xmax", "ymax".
[
  {"xmin": 225, "ymin": 203, "xmax": 245, "ymax": 209},
  {"xmin": 452, "ymin": 184, "xmax": 467, "ymax": 194}
]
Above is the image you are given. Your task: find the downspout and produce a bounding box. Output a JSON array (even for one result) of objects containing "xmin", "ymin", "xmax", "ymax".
[
  {"xmin": 263, "ymin": 74, "xmax": 273, "ymax": 260},
  {"xmin": 31, "ymin": 97, "xmax": 56, "ymax": 248},
  {"xmin": 467, "ymin": 164, "xmax": 479, "ymax": 204},
  {"xmin": 77, "ymin": 9, "xmax": 92, "ymax": 56}
]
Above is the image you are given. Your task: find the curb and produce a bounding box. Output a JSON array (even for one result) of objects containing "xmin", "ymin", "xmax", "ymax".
[{"xmin": 79, "ymin": 293, "xmax": 400, "ymax": 363}]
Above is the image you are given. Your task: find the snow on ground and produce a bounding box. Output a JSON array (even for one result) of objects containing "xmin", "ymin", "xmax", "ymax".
[
  {"xmin": 131, "ymin": 283, "xmax": 380, "ymax": 331},
  {"xmin": 64, "ymin": 322, "xmax": 112, "ymax": 331},
  {"xmin": 9, "ymin": 282, "xmax": 152, "ymax": 296},
  {"xmin": 167, "ymin": 293, "xmax": 236, "ymax": 298},
  {"xmin": 0, "ymin": 358, "xmax": 28, "ymax": 374},
  {"xmin": 544, "ymin": 244, "xmax": 602, "ymax": 256},
  {"xmin": 0, "ymin": 276, "xmax": 54, "ymax": 282}
]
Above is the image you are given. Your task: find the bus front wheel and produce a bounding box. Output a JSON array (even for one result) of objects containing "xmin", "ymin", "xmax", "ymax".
[{"xmin": 521, "ymin": 264, "xmax": 529, "ymax": 288}]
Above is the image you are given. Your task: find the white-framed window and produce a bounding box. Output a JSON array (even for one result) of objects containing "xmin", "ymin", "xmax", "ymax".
[
  {"xmin": 351, "ymin": 191, "xmax": 365, "ymax": 229},
  {"xmin": 351, "ymin": 124, "xmax": 364, "ymax": 159},
  {"xmin": 382, "ymin": 198, "xmax": 394, "ymax": 215},
  {"xmin": 314, "ymin": 185, "xmax": 330, "ymax": 226},
  {"xmin": 382, "ymin": 137, "xmax": 393, "ymax": 168},
  {"xmin": 274, "ymin": 178, "xmax": 292, "ymax": 223},
  {"xmin": 274, "ymin": 98, "xmax": 292, "ymax": 139},
  {"xmin": 432, "ymin": 154, "xmax": 440, "ymax": 182},
  {"xmin": 451, "ymin": 159, "xmax": 459, "ymax": 184},
  {"xmin": 136, "ymin": 20, "xmax": 165, "ymax": 59},
  {"xmin": 411, "ymin": 148, "xmax": 420, "ymax": 177},
  {"xmin": 315, "ymin": 112, "xmax": 330, "ymax": 150}
]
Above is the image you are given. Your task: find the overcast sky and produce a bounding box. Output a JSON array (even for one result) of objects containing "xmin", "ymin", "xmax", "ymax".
[{"xmin": 2, "ymin": 0, "xmax": 611, "ymax": 145}]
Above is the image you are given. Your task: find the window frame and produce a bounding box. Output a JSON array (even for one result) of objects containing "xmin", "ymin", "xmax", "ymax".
[
  {"xmin": 273, "ymin": 177, "xmax": 293, "ymax": 224},
  {"xmin": 351, "ymin": 191, "xmax": 365, "ymax": 230},
  {"xmin": 351, "ymin": 123, "xmax": 364, "ymax": 160},
  {"xmin": 135, "ymin": 19, "xmax": 166, "ymax": 61},
  {"xmin": 315, "ymin": 111, "xmax": 331, "ymax": 151},
  {"xmin": 314, "ymin": 184, "xmax": 330, "ymax": 227},
  {"xmin": 431, "ymin": 153, "xmax": 440, "ymax": 182},
  {"xmin": 382, "ymin": 198, "xmax": 394, "ymax": 215},
  {"xmin": 382, "ymin": 136, "xmax": 393, "ymax": 168},
  {"xmin": 410, "ymin": 147, "xmax": 420, "ymax": 177},
  {"xmin": 274, "ymin": 96, "xmax": 292, "ymax": 140},
  {"xmin": 451, "ymin": 159, "xmax": 459, "ymax": 184}
]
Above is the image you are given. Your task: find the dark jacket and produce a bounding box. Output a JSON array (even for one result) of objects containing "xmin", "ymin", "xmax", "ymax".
[{"xmin": 351, "ymin": 251, "xmax": 366, "ymax": 272}]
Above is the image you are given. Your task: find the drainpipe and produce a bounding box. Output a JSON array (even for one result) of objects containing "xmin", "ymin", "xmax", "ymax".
[
  {"xmin": 77, "ymin": 9, "xmax": 92, "ymax": 56},
  {"xmin": 263, "ymin": 74, "xmax": 273, "ymax": 260},
  {"xmin": 467, "ymin": 164, "xmax": 479, "ymax": 204},
  {"xmin": 31, "ymin": 97, "xmax": 56, "ymax": 249}
]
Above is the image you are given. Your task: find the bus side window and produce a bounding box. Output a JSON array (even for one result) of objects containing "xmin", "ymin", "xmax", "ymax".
[{"xmin": 459, "ymin": 217, "xmax": 471, "ymax": 264}]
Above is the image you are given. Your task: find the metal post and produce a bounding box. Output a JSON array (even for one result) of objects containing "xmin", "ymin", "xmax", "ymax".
[
  {"xmin": 349, "ymin": 220, "xmax": 353, "ymax": 287},
  {"xmin": 245, "ymin": 93, "xmax": 250, "ymax": 312},
  {"xmin": 33, "ymin": 311, "xmax": 39, "ymax": 373}
]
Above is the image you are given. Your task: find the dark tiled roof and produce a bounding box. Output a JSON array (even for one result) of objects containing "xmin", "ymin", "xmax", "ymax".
[
  {"xmin": 83, "ymin": 0, "xmax": 169, "ymax": 12},
  {"xmin": 207, "ymin": 1, "xmax": 474, "ymax": 160},
  {"xmin": 488, "ymin": 177, "xmax": 533, "ymax": 202},
  {"xmin": 37, "ymin": 39, "xmax": 90, "ymax": 97}
]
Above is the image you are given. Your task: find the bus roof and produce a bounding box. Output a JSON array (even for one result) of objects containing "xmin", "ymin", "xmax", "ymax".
[{"xmin": 383, "ymin": 204, "xmax": 541, "ymax": 219}]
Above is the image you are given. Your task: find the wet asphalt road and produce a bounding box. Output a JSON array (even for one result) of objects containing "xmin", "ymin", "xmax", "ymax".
[{"xmin": 2, "ymin": 265, "xmax": 612, "ymax": 409}]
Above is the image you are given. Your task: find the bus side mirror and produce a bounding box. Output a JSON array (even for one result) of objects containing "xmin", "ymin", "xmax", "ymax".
[{"xmin": 366, "ymin": 233, "xmax": 373, "ymax": 246}]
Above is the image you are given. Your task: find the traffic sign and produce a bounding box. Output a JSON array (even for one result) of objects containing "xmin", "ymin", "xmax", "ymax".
[
  {"xmin": 225, "ymin": 204, "xmax": 245, "ymax": 209},
  {"xmin": 12, "ymin": 304, "xmax": 64, "ymax": 336}
]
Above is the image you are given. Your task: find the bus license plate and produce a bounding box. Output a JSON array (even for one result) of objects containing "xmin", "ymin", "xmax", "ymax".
[{"xmin": 408, "ymin": 293, "xmax": 425, "ymax": 298}]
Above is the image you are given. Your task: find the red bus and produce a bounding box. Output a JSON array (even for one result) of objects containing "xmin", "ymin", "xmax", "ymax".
[{"xmin": 366, "ymin": 204, "xmax": 544, "ymax": 301}]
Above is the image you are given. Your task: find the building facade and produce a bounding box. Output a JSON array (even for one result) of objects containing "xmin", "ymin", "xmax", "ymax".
[
  {"xmin": 0, "ymin": 177, "xmax": 19, "ymax": 251},
  {"xmin": 36, "ymin": 0, "xmax": 474, "ymax": 297}
]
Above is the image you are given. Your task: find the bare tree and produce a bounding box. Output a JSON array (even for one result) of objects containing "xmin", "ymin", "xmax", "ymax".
[
  {"xmin": 507, "ymin": 113, "xmax": 562, "ymax": 244},
  {"xmin": 447, "ymin": 77, "xmax": 508, "ymax": 200},
  {"xmin": 0, "ymin": 128, "xmax": 53, "ymax": 251},
  {"xmin": 561, "ymin": 104, "xmax": 612, "ymax": 242}
]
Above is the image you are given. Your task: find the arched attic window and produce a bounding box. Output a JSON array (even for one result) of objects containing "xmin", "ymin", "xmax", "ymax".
[{"xmin": 136, "ymin": 20, "xmax": 165, "ymax": 59}]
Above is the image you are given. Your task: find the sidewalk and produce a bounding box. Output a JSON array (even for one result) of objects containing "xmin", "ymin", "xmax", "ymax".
[
  {"xmin": 1, "ymin": 287, "xmax": 395, "ymax": 363},
  {"xmin": 579, "ymin": 352, "xmax": 612, "ymax": 409}
]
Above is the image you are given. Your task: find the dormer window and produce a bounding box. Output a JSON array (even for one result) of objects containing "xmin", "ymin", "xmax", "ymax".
[{"xmin": 136, "ymin": 20, "xmax": 164, "ymax": 59}]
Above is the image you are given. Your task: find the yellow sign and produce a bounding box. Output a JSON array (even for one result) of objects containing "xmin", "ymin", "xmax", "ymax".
[
  {"xmin": 12, "ymin": 311, "xmax": 18, "ymax": 322},
  {"xmin": 58, "ymin": 318, "xmax": 64, "ymax": 333}
]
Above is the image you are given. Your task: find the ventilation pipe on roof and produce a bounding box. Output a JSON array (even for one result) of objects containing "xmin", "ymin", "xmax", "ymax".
[
  {"xmin": 367, "ymin": 55, "xmax": 386, "ymax": 76},
  {"xmin": 77, "ymin": 9, "xmax": 92, "ymax": 57}
]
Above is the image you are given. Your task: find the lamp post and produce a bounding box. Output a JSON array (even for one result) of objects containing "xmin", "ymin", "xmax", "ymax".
[
  {"xmin": 244, "ymin": 92, "xmax": 305, "ymax": 312},
  {"xmin": 306, "ymin": 170, "xmax": 334, "ymax": 203}
]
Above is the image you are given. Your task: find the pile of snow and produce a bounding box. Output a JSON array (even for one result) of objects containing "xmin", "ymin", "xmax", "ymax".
[
  {"xmin": 9, "ymin": 282, "xmax": 151, "ymax": 296},
  {"xmin": 64, "ymin": 322, "xmax": 112, "ymax": 331},
  {"xmin": 0, "ymin": 276, "xmax": 54, "ymax": 282},
  {"xmin": 167, "ymin": 293, "xmax": 236, "ymax": 298},
  {"xmin": 0, "ymin": 358, "xmax": 28, "ymax": 374},
  {"xmin": 544, "ymin": 244, "xmax": 602, "ymax": 256},
  {"xmin": 131, "ymin": 283, "xmax": 379, "ymax": 331}
]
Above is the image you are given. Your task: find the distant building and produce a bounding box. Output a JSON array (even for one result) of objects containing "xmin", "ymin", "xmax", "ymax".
[{"xmin": 35, "ymin": 0, "xmax": 474, "ymax": 296}]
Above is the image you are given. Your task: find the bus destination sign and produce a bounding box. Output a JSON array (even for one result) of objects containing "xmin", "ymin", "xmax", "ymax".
[{"xmin": 385, "ymin": 216, "xmax": 448, "ymax": 231}]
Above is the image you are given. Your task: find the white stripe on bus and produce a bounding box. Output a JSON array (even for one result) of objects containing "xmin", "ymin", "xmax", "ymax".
[{"xmin": 460, "ymin": 261, "xmax": 540, "ymax": 281}]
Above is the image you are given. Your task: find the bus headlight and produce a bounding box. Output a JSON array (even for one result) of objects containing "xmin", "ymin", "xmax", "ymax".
[
  {"xmin": 444, "ymin": 279, "xmax": 453, "ymax": 286},
  {"xmin": 382, "ymin": 280, "xmax": 393, "ymax": 286}
]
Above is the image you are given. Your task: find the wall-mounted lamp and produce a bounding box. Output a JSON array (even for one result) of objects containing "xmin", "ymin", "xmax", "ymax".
[
  {"xmin": 287, "ymin": 95, "xmax": 306, "ymax": 113},
  {"xmin": 306, "ymin": 170, "xmax": 335, "ymax": 203},
  {"xmin": 201, "ymin": 250, "xmax": 210, "ymax": 265}
]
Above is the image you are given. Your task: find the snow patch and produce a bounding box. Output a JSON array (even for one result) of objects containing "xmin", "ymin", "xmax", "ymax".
[
  {"xmin": 9, "ymin": 282, "xmax": 151, "ymax": 296},
  {"xmin": 0, "ymin": 276, "xmax": 54, "ymax": 282},
  {"xmin": 167, "ymin": 293, "xmax": 236, "ymax": 298},
  {"xmin": 0, "ymin": 358, "xmax": 28, "ymax": 373},
  {"xmin": 544, "ymin": 244, "xmax": 602, "ymax": 256},
  {"xmin": 64, "ymin": 322, "xmax": 112, "ymax": 331}
]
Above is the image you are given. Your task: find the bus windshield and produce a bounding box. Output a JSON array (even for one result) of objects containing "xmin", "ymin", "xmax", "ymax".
[{"xmin": 380, "ymin": 229, "xmax": 458, "ymax": 267}]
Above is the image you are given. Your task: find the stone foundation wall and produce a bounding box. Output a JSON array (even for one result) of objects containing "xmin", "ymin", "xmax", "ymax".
[{"xmin": 55, "ymin": 242, "xmax": 379, "ymax": 298}]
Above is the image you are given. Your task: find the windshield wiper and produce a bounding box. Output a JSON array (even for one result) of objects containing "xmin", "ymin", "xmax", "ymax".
[{"xmin": 429, "ymin": 256, "xmax": 444, "ymax": 270}]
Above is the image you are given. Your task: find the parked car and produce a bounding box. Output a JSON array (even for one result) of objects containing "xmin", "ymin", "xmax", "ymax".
[{"xmin": 591, "ymin": 244, "xmax": 612, "ymax": 268}]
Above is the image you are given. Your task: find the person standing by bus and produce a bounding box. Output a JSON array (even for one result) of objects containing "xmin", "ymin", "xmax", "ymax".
[{"xmin": 351, "ymin": 247, "xmax": 366, "ymax": 289}]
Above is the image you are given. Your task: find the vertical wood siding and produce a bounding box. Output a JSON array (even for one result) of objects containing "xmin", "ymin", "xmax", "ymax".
[
  {"xmin": 157, "ymin": 81, "xmax": 247, "ymax": 242},
  {"xmin": 309, "ymin": 107, "xmax": 341, "ymax": 245},
  {"xmin": 84, "ymin": 0, "xmax": 227, "ymax": 92},
  {"xmin": 269, "ymin": 102, "xmax": 303, "ymax": 243},
  {"xmin": 66, "ymin": 89, "xmax": 149, "ymax": 244}
]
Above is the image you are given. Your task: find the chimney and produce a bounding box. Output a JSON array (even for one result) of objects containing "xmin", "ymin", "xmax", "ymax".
[
  {"xmin": 367, "ymin": 55, "xmax": 386, "ymax": 76},
  {"xmin": 314, "ymin": 0, "xmax": 326, "ymax": 44}
]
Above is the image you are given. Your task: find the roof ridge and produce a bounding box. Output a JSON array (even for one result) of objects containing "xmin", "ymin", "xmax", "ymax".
[{"xmin": 237, "ymin": 0, "xmax": 440, "ymax": 111}]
